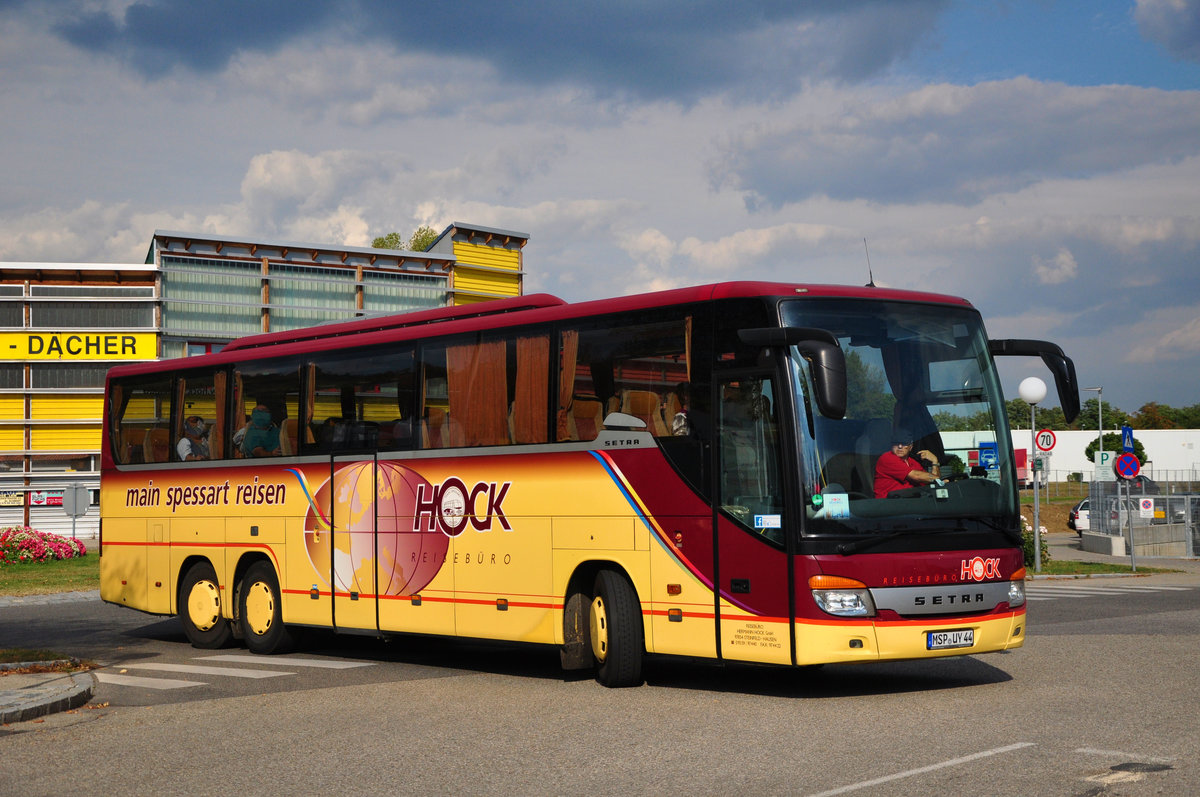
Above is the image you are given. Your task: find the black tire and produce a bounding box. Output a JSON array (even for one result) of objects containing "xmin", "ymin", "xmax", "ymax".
[
  {"xmin": 179, "ymin": 561, "xmax": 233, "ymax": 649},
  {"xmin": 589, "ymin": 570, "xmax": 644, "ymax": 687},
  {"xmin": 238, "ymin": 561, "xmax": 295, "ymax": 654}
]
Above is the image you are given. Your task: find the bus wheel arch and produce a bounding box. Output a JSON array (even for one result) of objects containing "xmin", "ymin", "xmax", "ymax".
[
  {"xmin": 236, "ymin": 558, "xmax": 296, "ymax": 655},
  {"xmin": 561, "ymin": 562, "xmax": 605, "ymax": 671},
  {"xmin": 561, "ymin": 562, "xmax": 644, "ymax": 687},
  {"xmin": 177, "ymin": 558, "xmax": 234, "ymax": 649}
]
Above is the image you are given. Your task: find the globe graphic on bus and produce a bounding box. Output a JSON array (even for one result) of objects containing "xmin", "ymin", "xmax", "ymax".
[{"xmin": 302, "ymin": 461, "xmax": 448, "ymax": 597}]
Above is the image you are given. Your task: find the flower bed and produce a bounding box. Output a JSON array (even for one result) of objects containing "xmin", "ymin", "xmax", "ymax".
[{"xmin": 0, "ymin": 526, "xmax": 88, "ymax": 564}]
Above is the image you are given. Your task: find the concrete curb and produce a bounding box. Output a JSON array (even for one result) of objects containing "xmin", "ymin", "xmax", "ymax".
[{"xmin": 0, "ymin": 669, "xmax": 96, "ymax": 726}]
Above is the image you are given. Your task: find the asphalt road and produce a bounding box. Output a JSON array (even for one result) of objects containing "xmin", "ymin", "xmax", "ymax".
[{"xmin": 2, "ymin": 575, "xmax": 1199, "ymax": 796}]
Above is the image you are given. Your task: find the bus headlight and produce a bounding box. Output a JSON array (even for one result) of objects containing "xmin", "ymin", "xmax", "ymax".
[
  {"xmin": 809, "ymin": 575, "xmax": 876, "ymax": 618},
  {"xmin": 1007, "ymin": 579, "xmax": 1026, "ymax": 608},
  {"xmin": 1007, "ymin": 567, "xmax": 1026, "ymax": 608}
]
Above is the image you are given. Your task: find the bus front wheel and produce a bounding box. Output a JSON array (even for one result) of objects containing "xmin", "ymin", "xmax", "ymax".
[
  {"xmin": 589, "ymin": 570, "xmax": 643, "ymax": 688},
  {"xmin": 238, "ymin": 561, "xmax": 295, "ymax": 654},
  {"xmin": 179, "ymin": 561, "xmax": 233, "ymax": 649}
]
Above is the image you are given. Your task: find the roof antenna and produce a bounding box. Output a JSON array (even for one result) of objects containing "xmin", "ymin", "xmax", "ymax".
[{"xmin": 864, "ymin": 238, "xmax": 875, "ymax": 287}]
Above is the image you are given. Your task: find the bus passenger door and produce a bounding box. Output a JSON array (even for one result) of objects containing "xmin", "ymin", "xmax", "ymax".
[
  {"xmin": 329, "ymin": 454, "xmax": 379, "ymax": 634},
  {"xmin": 713, "ymin": 374, "xmax": 794, "ymax": 665}
]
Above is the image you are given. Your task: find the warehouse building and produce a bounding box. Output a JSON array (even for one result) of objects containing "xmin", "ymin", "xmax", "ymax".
[{"xmin": 0, "ymin": 223, "xmax": 528, "ymax": 533}]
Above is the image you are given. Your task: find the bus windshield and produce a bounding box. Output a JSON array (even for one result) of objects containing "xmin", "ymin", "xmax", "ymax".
[{"xmin": 782, "ymin": 298, "xmax": 1018, "ymax": 536}]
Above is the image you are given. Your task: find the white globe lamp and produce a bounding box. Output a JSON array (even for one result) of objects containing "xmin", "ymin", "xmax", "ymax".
[
  {"xmin": 1018, "ymin": 376, "xmax": 1047, "ymax": 571},
  {"xmin": 1018, "ymin": 377, "xmax": 1047, "ymax": 406}
]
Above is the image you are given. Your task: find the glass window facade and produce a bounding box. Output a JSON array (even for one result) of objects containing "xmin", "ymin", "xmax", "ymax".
[
  {"xmin": 31, "ymin": 364, "xmax": 109, "ymax": 389},
  {"xmin": 161, "ymin": 256, "xmax": 262, "ymax": 338},
  {"xmin": 30, "ymin": 301, "xmax": 154, "ymax": 328}
]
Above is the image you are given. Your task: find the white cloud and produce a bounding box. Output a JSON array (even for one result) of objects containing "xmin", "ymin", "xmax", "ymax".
[
  {"xmin": 1032, "ymin": 248, "xmax": 1078, "ymax": 285},
  {"xmin": 1125, "ymin": 304, "xmax": 1200, "ymax": 361}
]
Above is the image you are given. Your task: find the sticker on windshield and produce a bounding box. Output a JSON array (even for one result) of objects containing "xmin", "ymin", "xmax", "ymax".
[
  {"xmin": 754, "ymin": 514, "xmax": 782, "ymax": 529},
  {"xmin": 822, "ymin": 493, "xmax": 850, "ymax": 518}
]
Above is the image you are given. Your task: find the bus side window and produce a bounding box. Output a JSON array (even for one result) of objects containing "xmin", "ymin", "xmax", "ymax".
[
  {"xmin": 558, "ymin": 317, "xmax": 690, "ymax": 441},
  {"xmin": 306, "ymin": 348, "xmax": 414, "ymax": 454},
  {"xmin": 111, "ymin": 376, "xmax": 173, "ymax": 465},
  {"xmin": 233, "ymin": 359, "xmax": 301, "ymax": 458}
]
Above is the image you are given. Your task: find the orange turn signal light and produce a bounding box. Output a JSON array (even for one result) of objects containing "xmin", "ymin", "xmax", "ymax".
[
  {"xmin": 808, "ymin": 574, "xmax": 867, "ymax": 590},
  {"xmin": 1012, "ymin": 567, "xmax": 1027, "ymax": 581}
]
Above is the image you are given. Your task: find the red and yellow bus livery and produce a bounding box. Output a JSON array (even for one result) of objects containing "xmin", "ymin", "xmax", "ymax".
[{"xmin": 100, "ymin": 282, "xmax": 1078, "ymax": 686}]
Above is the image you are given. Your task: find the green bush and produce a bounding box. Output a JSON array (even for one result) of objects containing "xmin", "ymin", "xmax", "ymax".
[{"xmin": 1021, "ymin": 516, "xmax": 1050, "ymax": 568}]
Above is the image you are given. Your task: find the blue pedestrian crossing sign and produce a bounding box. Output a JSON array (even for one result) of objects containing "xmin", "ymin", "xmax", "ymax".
[{"xmin": 1121, "ymin": 425, "xmax": 1135, "ymax": 453}]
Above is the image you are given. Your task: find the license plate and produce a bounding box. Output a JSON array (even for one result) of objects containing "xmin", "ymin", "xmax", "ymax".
[{"xmin": 927, "ymin": 628, "xmax": 974, "ymax": 650}]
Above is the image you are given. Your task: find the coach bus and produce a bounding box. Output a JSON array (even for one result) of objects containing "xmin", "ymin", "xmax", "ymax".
[{"xmin": 99, "ymin": 281, "xmax": 1078, "ymax": 687}]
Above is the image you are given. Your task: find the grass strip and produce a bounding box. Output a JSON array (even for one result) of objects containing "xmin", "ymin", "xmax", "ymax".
[{"xmin": 0, "ymin": 556, "xmax": 99, "ymax": 596}]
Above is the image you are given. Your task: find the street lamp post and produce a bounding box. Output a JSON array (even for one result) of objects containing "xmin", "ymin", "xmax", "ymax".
[
  {"xmin": 1020, "ymin": 377, "xmax": 1048, "ymax": 572},
  {"xmin": 1084, "ymin": 386, "xmax": 1103, "ymax": 459}
]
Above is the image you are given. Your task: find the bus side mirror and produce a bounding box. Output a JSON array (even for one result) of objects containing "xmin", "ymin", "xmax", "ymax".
[
  {"xmin": 739, "ymin": 327, "xmax": 847, "ymax": 420},
  {"xmin": 988, "ymin": 338, "xmax": 1080, "ymax": 423}
]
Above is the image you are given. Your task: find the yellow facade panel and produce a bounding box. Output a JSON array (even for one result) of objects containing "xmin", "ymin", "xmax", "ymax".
[
  {"xmin": 31, "ymin": 424, "xmax": 101, "ymax": 451},
  {"xmin": 453, "ymin": 294, "xmax": 493, "ymax": 306},
  {"xmin": 0, "ymin": 396, "xmax": 24, "ymax": 420},
  {"xmin": 452, "ymin": 241, "xmax": 521, "ymax": 271},
  {"xmin": 453, "ymin": 267, "xmax": 520, "ymax": 298},
  {"xmin": 0, "ymin": 428, "xmax": 23, "ymax": 449},
  {"xmin": 30, "ymin": 395, "xmax": 104, "ymax": 420}
]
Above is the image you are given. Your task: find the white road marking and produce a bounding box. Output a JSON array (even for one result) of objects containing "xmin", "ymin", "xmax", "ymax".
[
  {"xmin": 198, "ymin": 654, "xmax": 376, "ymax": 669},
  {"xmin": 95, "ymin": 672, "xmax": 205, "ymax": 690},
  {"xmin": 805, "ymin": 742, "xmax": 1036, "ymax": 797},
  {"xmin": 122, "ymin": 663, "xmax": 294, "ymax": 679}
]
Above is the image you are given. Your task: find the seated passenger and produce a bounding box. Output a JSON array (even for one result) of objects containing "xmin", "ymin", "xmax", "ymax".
[
  {"xmin": 873, "ymin": 428, "xmax": 942, "ymax": 498},
  {"xmin": 241, "ymin": 404, "xmax": 282, "ymax": 457},
  {"xmin": 176, "ymin": 416, "xmax": 209, "ymax": 461},
  {"xmin": 671, "ymin": 381, "xmax": 691, "ymax": 436}
]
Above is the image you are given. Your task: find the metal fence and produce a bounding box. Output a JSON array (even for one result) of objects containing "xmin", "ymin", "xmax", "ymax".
[
  {"xmin": 1036, "ymin": 469, "xmax": 1200, "ymax": 499},
  {"xmin": 1086, "ymin": 481, "xmax": 1198, "ymax": 558}
]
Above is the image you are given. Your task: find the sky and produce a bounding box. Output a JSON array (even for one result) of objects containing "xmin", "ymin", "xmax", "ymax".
[{"xmin": 1, "ymin": 0, "xmax": 1199, "ymax": 414}]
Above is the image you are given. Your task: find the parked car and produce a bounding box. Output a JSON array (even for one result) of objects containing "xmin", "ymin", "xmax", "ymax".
[
  {"xmin": 1068, "ymin": 498, "xmax": 1089, "ymax": 534},
  {"xmin": 1125, "ymin": 475, "xmax": 1160, "ymax": 494}
]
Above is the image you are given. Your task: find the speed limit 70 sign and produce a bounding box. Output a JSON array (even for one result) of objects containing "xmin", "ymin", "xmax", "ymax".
[{"xmin": 1035, "ymin": 429, "xmax": 1056, "ymax": 451}]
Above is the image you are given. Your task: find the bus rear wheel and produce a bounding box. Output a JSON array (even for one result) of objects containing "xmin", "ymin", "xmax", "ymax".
[
  {"xmin": 179, "ymin": 561, "xmax": 233, "ymax": 649},
  {"xmin": 589, "ymin": 570, "xmax": 643, "ymax": 688},
  {"xmin": 238, "ymin": 561, "xmax": 295, "ymax": 654}
]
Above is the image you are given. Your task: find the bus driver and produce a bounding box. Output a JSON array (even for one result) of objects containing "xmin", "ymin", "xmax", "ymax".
[{"xmin": 873, "ymin": 428, "xmax": 942, "ymax": 498}]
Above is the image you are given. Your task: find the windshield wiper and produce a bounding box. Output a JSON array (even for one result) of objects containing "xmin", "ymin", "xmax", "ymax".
[
  {"xmin": 835, "ymin": 525, "xmax": 967, "ymax": 556},
  {"xmin": 932, "ymin": 514, "xmax": 1022, "ymax": 545},
  {"xmin": 836, "ymin": 530, "xmax": 911, "ymax": 555}
]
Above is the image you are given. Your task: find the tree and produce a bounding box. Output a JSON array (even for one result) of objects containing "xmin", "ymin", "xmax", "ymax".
[
  {"xmin": 843, "ymin": 350, "xmax": 895, "ymax": 420},
  {"xmin": 1129, "ymin": 402, "xmax": 1178, "ymax": 430},
  {"xmin": 1083, "ymin": 433, "xmax": 1146, "ymax": 463},
  {"xmin": 1176, "ymin": 404, "xmax": 1200, "ymax": 428},
  {"xmin": 407, "ymin": 225, "xmax": 438, "ymax": 252},
  {"xmin": 1073, "ymin": 397, "xmax": 1128, "ymax": 433},
  {"xmin": 1006, "ymin": 398, "xmax": 1068, "ymax": 430},
  {"xmin": 371, "ymin": 231, "xmax": 403, "ymax": 249},
  {"xmin": 371, "ymin": 226, "xmax": 439, "ymax": 252}
]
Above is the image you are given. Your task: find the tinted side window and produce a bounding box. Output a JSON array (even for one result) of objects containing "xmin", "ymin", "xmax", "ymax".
[
  {"xmin": 558, "ymin": 316, "xmax": 690, "ymax": 441},
  {"xmin": 305, "ymin": 348, "xmax": 416, "ymax": 453},
  {"xmin": 421, "ymin": 330, "xmax": 550, "ymax": 449},
  {"xmin": 110, "ymin": 375, "xmax": 174, "ymax": 464},
  {"xmin": 233, "ymin": 359, "xmax": 301, "ymax": 458},
  {"xmin": 177, "ymin": 371, "xmax": 225, "ymax": 462}
]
